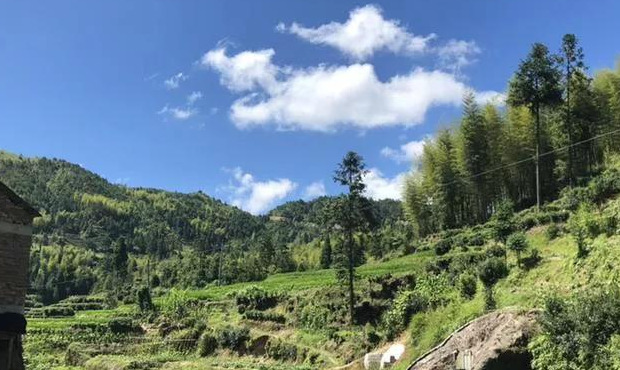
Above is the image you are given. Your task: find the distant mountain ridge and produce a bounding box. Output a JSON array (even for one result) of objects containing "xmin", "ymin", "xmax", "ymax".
[{"xmin": 0, "ymin": 150, "xmax": 403, "ymax": 255}]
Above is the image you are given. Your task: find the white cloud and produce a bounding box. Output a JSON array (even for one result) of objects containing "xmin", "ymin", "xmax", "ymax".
[
  {"xmin": 164, "ymin": 72, "xmax": 188, "ymax": 89},
  {"xmin": 303, "ymin": 181, "xmax": 326, "ymax": 199},
  {"xmin": 475, "ymin": 90, "xmax": 506, "ymax": 106},
  {"xmin": 381, "ymin": 139, "xmax": 426, "ymax": 164},
  {"xmin": 202, "ymin": 10, "xmax": 501, "ymax": 131},
  {"xmin": 363, "ymin": 168, "xmax": 407, "ymax": 200},
  {"xmin": 223, "ymin": 167, "xmax": 297, "ymax": 214},
  {"xmin": 436, "ymin": 40, "xmax": 481, "ymax": 73},
  {"xmin": 201, "ymin": 48, "xmax": 279, "ymax": 92},
  {"xmin": 277, "ymin": 5, "xmax": 434, "ymax": 61},
  {"xmin": 158, "ymin": 105, "xmax": 197, "ymax": 121},
  {"xmin": 187, "ymin": 91, "xmax": 203, "ymax": 105},
  {"xmin": 227, "ymin": 59, "xmax": 502, "ymax": 131}
]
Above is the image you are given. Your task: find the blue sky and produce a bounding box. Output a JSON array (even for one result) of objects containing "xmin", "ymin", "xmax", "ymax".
[{"xmin": 1, "ymin": 1, "xmax": 619, "ymax": 214}]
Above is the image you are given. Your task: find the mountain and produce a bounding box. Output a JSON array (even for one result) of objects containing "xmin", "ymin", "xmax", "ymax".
[
  {"xmin": 0, "ymin": 150, "xmax": 262, "ymax": 256},
  {"xmin": 0, "ymin": 150, "xmax": 407, "ymax": 303}
]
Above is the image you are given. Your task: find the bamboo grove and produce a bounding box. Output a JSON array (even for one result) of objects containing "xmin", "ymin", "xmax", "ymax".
[{"xmin": 404, "ymin": 34, "xmax": 620, "ymax": 236}]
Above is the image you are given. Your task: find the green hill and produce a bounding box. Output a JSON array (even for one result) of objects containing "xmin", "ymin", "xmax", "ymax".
[
  {"xmin": 23, "ymin": 164, "xmax": 620, "ymax": 369},
  {"xmin": 0, "ymin": 150, "xmax": 408, "ymax": 304}
]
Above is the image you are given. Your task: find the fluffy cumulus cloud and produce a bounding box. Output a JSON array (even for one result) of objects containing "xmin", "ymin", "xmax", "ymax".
[
  {"xmin": 164, "ymin": 72, "xmax": 188, "ymax": 89},
  {"xmin": 204, "ymin": 47, "xmax": 502, "ymax": 131},
  {"xmin": 303, "ymin": 181, "xmax": 326, "ymax": 199},
  {"xmin": 223, "ymin": 167, "xmax": 297, "ymax": 214},
  {"xmin": 201, "ymin": 48, "xmax": 279, "ymax": 92},
  {"xmin": 157, "ymin": 105, "xmax": 197, "ymax": 121},
  {"xmin": 363, "ymin": 168, "xmax": 407, "ymax": 200},
  {"xmin": 276, "ymin": 5, "xmax": 434, "ymax": 61},
  {"xmin": 200, "ymin": 6, "xmax": 502, "ymax": 131},
  {"xmin": 276, "ymin": 4, "xmax": 481, "ymax": 69},
  {"xmin": 381, "ymin": 139, "xmax": 427, "ymax": 164}
]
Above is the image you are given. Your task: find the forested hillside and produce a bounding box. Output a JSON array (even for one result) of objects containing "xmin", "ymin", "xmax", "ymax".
[
  {"xmin": 404, "ymin": 37, "xmax": 620, "ymax": 237},
  {"xmin": 0, "ymin": 151, "xmax": 406, "ymax": 303}
]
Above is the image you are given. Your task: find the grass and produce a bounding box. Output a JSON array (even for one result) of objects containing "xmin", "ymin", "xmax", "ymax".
[
  {"xmin": 394, "ymin": 225, "xmax": 618, "ymax": 369},
  {"xmin": 186, "ymin": 250, "xmax": 436, "ymax": 300},
  {"xmin": 28, "ymin": 305, "xmax": 136, "ymax": 330}
]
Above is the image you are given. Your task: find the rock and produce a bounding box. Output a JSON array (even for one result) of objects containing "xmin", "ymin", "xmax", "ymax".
[
  {"xmin": 364, "ymin": 353, "xmax": 383, "ymax": 370},
  {"xmin": 409, "ymin": 310, "xmax": 539, "ymax": 370}
]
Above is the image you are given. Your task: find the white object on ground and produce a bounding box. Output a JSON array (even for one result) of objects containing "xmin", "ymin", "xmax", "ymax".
[{"xmin": 381, "ymin": 343, "xmax": 405, "ymax": 368}]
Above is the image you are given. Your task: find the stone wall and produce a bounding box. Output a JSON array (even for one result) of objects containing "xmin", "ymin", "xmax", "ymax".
[
  {"xmin": 0, "ymin": 190, "xmax": 33, "ymax": 314},
  {"xmin": 0, "ymin": 233, "xmax": 31, "ymax": 313}
]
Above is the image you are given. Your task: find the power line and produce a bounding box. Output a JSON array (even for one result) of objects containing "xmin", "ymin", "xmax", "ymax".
[{"xmin": 436, "ymin": 127, "xmax": 620, "ymax": 188}]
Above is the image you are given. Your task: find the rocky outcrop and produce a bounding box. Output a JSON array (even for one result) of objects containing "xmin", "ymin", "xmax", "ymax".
[{"xmin": 408, "ymin": 310, "xmax": 539, "ymax": 370}]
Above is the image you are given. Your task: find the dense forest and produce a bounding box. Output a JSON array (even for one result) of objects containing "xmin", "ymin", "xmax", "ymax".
[
  {"xmin": 404, "ymin": 35, "xmax": 620, "ymax": 236},
  {"xmin": 0, "ymin": 150, "xmax": 404, "ymax": 303}
]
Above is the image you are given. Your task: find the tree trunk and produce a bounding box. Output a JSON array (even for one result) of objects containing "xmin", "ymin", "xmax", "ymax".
[
  {"xmin": 348, "ymin": 229, "xmax": 355, "ymax": 326},
  {"xmin": 566, "ymin": 65, "xmax": 574, "ymax": 186},
  {"xmin": 346, "ymin": 186, "xmax": 356, "ymax": 327},
  {"xmin": 535, "ymin": 103, "xmax": 541, "ymax": 210}
]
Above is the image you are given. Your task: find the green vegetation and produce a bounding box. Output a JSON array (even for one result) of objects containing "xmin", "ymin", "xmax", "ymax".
[
  {"xmin": 9, "ymin": 34, "xmax": 620, "ymax": 369},
  {"xmin": 403, "ymin": 34, "xmax": 619, "ymax": 237}
]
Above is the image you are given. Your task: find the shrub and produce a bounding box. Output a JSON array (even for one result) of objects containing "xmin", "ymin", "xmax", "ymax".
[
  {"xmin": 216, "ymin": 326, "xmax": 250, "ymax": 352},
  {"xmin": 235, "ymin": 286, "xmax": 279, "ymax": 313},
  {"xmin": 492, "ymin": 200, "xmax": 515, "ymax": 242},
  {"xmin": 243, "ymin": 310, "xmax": 286, "ymax": 324},
  {"xmin": 558, "ymin": 186, "xmax": 592, "ymax": 210},
  {"xmin": 486, "ymin": 244, "xmax": 507, "ymax": 259},
  {"xmin": 137, "ymin": 286, "xmax": 155, "ymax": 313},
  {"xmin": 38, "ymin": 305, "xmax": 75, "ymax": 317},
  {"xmin": 478, "ymin": 258, "xmax": 509, "ymax": 310},
  {"xmin": 468, "ymin": 231, "xmax": 486, "ymax": 246},
  {"xmin": 589, "ymin": 168, "xmax": 620, "ymax": 203},
  {"xmin": 159, "ymin": 289, "xmax": 198, "ymax": 320},
  {"xmin": 364, "ymin": 323, "xmax": 381, "ymax": 347},
  {"xmin": 197, "ymin": 332, "xmax": 218, "ymax": 357},
  {"xmin": 478, "ymin": 258, "xmax": 509, "ymax": 288},
  {"xmin": 545, "ymin": 223, "xmax": 561, "ymax": 240},
  {"xmin": 506, "ymin": 232, "xmax": 529, "ymax": 267},
  {"xmin": 518, "ymin": 213, "xmax": 538, "ymax": 231},
  {"xmin": 530, "ymin": 287, "xmax": 620, "ymax": 369},
  {"xmin": 298, "ymin": 305, "xmax": 331, "ymax": 330},
  {"xmin": 266, "ymin": 338, "xmax": 298, "ymax": 362},
  {"xmin": 108, "ymin": 318, "xmax": 141, "ymax": 334},
  {"xmin": 382, "ymin": 290, "xmax": 427, "ymax": 340},
  {"xmin": 69, "ymin": 322, "xmax": 108, "ymax": 334},
  {"xmin": 434, "ymin": 238, "xmax": 452, "ymax": 256},
  {"xmin": 459, "ymin": 273, "xmax": 477, "ymax": 300},
  {"xmin": 567, "ymin": 204, "xmax": 592, "ymax": 258}
]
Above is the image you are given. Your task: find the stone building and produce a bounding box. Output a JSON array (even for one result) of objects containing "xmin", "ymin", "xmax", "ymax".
[{"xmin": 0, "ymin": 181, "xmax": 39, "ymax": 370}]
